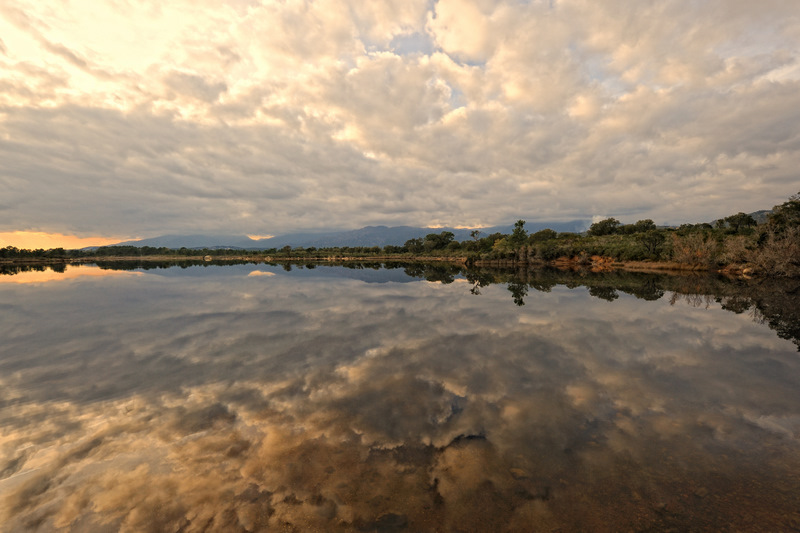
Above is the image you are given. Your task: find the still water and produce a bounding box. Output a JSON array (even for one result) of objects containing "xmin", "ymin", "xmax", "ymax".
[{"xmin": 1, "ymin": 262, "xmax": 799, "ymax": 532}]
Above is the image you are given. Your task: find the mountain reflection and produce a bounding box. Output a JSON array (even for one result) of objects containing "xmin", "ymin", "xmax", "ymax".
[{"xmin": 1, "ymin": 262, "xmax": 799, "ymax": 531}]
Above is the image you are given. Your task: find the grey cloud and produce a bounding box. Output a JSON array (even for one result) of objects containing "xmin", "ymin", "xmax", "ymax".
[
  {"xmin": 162, "ymin": 70, "xmax": 227, "ymax": 102},
  {"xmin": 1, "ymin": 105, "xmax": 379, "ymax": 233},
  {"xmin": 389, "ymin": 31, "xmax": 435, "ymax": 56},
  {"xmin": 1, "ymin": 0, "xmax": 799, "ymax": 235},
  {"xmin": 42, "ymin": 40, "xmax": 90, "ymax": 71},
  {"xmin": 0, "ymin": 4, "xmax": 48, "ymax": 35}
]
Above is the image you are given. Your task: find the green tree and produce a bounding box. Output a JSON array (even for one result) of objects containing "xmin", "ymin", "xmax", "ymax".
[
  {"xmin": 508, "ymin": 220, "xmax": 528, "ymax": 249},
  {"xmin": 423, "ymin": 231, "xmax": 455, "ymax": 252},
  {"xmin": 724, "ymin": 212, "xmax": 757, "ymax": 233},
  {"xmin": 769, "ymin": 192, "xmax": 800, "ymax": 230},
  {"xmin": 477, "ymin": 233, "xmax": 505, "ymax": 253},
  {"xmin": 383, "ymin": 245, "xmax": 404, "ymax": 254},
  {"xmin": 588, "ymin": 218, "xmax": 621, "ymax": 236},
  {"xmin": 492, "ymin": 237, "xmax": 510, "ymax": 255},
  {"xmin": 404, "ymin": 238, "xmax": 424, "ymax": 254},
  {"xmin": 633, "ymin": 219, "xmax": 657, "ymax": 233},
  {"xmin": 637, "ymin": 230, "xmax": 665, "ymax": 258},
  {"xmin": 529, "ymin": 229, "xmax": 557, "ymax": 242}
]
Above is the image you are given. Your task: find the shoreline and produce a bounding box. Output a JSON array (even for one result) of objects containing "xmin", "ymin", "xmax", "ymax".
[{"xmin": 0, "ymin": 254, "xmax": 758, "ymax": 277}]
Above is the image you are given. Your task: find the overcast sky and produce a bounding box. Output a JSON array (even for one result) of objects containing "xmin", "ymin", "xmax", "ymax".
[{"xmin": 1, "ymin": 0, "xmax": 799, "ymax": 241}]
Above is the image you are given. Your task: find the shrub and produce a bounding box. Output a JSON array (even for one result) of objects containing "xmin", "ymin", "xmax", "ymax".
[
  {"xmin": 753, "ymin": 226, "xmax": 800, "ymax": 277},
  {"xmin": 671, "ymin": 233, "xmax": 718, "ymax": 266}
]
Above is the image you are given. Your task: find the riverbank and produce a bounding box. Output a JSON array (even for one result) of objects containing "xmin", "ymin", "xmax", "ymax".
[{"xmin": 1, "ymin": 253, "xmax": 764, "ymax": 278}]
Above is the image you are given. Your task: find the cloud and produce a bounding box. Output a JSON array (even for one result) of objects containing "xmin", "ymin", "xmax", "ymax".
[
  {"xmin": 0, "ymin": 0, "xmax": 798, "ymax": 237},
  {"xmin": 161, "ymin": 70, "xmax": 228, "ymax": 103}
]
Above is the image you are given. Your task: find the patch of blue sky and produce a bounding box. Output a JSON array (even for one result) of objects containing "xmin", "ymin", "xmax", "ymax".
[
  {"xmin": 513, "ymin": 0, "xmax": 556, "ymax": 6},
  {"xmin": 426, "ymin": 0, "xmax": 439, "ymax": 20},
  {"xmin": 389, "ymin": 32, "xmax": 435, "ymax": 56},
  {"xmin": 575, "ymin": 46, "xmax": 630, "ymax": 98},
  {"xmin": 448, "ymin": 85, "xmax": 466, "ymax": 109},
  {"xmin": 455, "ymin": 56, "xmax": 488, "ymax": 68}
]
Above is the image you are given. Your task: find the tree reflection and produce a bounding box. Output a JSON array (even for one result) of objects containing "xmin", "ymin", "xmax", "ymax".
[
  {"xmin": 18, "ymin": 260, "xmax": 800, "ymax": 351},
  {"xmin": 459, "ymin": 265, "xmax": 800, "ymax": 350},
  {"xmin": 588, "ymin": 286, "xmax": 618, "ymax": 302},
  {"xmin": 507, "ymin": 281, "xmax": 528, "ymax": 306}
]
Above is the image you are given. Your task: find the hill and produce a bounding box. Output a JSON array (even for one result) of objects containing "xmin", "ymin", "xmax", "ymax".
[{"xmin": 109, "ymin": 221, "xmax": 591, "ymax": 250}]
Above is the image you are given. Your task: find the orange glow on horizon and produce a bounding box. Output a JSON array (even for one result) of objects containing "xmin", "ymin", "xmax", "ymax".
[
  {"xmin": 0, "ymin": 231, "xmax": 134, "ymax": 250},
  {"xmin": 0, "ymin": 265, "xmax": 144, "ymax": 285}
]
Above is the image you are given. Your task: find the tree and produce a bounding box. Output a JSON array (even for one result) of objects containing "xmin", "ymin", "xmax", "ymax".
[
  {"xmin": 769, "ymin": 191, "xmax": 800, "ymax": 231},
  {"xmin": 46, "ymin": 248, "xmax": 66, "ymax": 258},
  {"xmin": 621, "ymin": 220, "xmax": 656, "ymax": 234},
  {"xmin": 724, "ymin": 212, "xmax": 757, "ymax": 233},
  {"xmin": 633, "ymin": 219, "xmax": 657, "ymax": 233},
  {"xmin": 637, "ymin": 230, "xmax": 665, "ymax": 257},
  {"xmin": 529, "ymin": 229, "xmax": 557, "ymax": 242},
  {"xmin": 423, "ymin": 231, "xmax": 455, "ymax": 252},
  {"xmin": 478, "ymin": 233, "xmax": 505, "ymax": 253},
  {"xmin": 508, "ymin": 220, "xmax": 528, "ymax": 249},
  {"xmin": 404, "ymin": 238, "xmax": 424, "ymax": 254},
  {"xmin": 588, "ymin": 218, "xmax": 621, "ymax": 236}
]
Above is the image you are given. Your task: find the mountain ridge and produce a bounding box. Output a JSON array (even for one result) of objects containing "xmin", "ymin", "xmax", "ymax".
[{"xmin": 109, "ymin": 221, "xmax": 591, "ymax": 249}]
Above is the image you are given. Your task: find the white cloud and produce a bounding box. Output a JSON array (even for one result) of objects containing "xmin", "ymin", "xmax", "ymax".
[{"xmin": 0, "ymin": 0, "xmax": 798, "ymax": 237}]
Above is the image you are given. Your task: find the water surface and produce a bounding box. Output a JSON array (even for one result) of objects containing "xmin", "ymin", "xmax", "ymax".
[{"xmin": 1, "ymin": 262, "xmax": 799, "ymax": 531}]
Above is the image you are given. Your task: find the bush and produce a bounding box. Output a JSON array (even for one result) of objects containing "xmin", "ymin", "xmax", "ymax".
[
  {"xmin": 753, "ymin": 226, "xmax": 800, "ymax": 277},
  {"xmin": 720, "ymin": 235, "xmax": 753, "ymax": 264},
  {"xmin": 671, "ymin": 233, "xmax": 718, "ymax": 266}
]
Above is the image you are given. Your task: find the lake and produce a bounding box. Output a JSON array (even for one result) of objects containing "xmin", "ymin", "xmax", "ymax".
[{"xmin": 1, "ymin": 262, "xmax": 799, "ymax": 532}]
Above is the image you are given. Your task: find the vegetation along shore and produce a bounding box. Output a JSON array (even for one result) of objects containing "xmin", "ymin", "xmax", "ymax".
[{"xmin": 3, "ymin": 192, "xmax": 798, "ymax": 278}]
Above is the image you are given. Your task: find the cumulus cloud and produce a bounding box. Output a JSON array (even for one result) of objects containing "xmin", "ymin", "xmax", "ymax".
[{"xmin": 0, "ymin": 0, "xmax": 798, "ymax": 237}]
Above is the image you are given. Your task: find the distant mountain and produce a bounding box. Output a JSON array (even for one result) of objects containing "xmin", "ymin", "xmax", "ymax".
[
  {"xmin": 107, "ymin": 221, "xmax": 591, "ymax": 250},
  {"xmin": 705, "ymin": 210, "xmax": 773, "ymax": 227},
  {"xmin": 257, "ymin": 226, "xmax": 426, "ymax": 248},
  {"xmin": 114, "ymin": 234, "xmax": 259, "ymax": 249},
  {"xmin": 750, "ymin": 210, "xmax": 772, "ymax": 225}
]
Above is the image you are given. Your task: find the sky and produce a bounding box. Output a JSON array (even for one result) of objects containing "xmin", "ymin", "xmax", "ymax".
[{"xmin": 1, "ymin": 0, "xmax": 799, "ymax": 246}]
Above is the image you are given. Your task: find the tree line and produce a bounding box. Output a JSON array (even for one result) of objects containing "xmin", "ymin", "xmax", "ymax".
[{"xmin": 3, "ymin": 192, "xmax": 798, "ymax": 276}]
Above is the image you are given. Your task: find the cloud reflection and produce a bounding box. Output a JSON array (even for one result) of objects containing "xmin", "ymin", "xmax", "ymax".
[
  {"xmin": 0, "ymin": 264, "xmax": 142, "ymax": 284},
  {"xmin": 1, "ymin": 266, "xmax": 799, "ymax": 531},
  {"xmin": 247, "ymin": 270, "xmax": 276, "ymax": 277}
]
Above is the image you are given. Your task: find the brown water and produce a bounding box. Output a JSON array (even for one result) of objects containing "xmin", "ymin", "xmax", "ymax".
[{"xmin": 1, "ymin": 263, "xmax": 799, "ymax": 532}]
